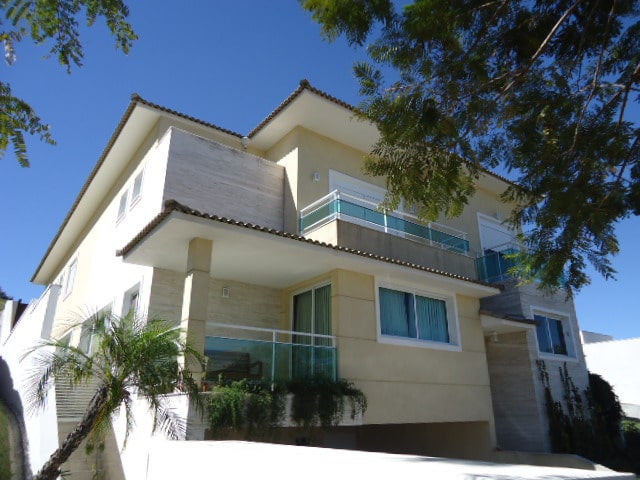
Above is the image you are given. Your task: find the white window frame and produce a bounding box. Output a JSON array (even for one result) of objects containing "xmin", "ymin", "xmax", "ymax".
[
  {"xmin": 63, "ymin": 258, "xmax": 78, "ymax": 298},
  {"xmin": 117, "ymin": 189, "xmax": 129, "ymax": 223},
  {"xmin": 477, "ymin": 212, "xmax": 517, "ymax": 252},
  {"xmin": 130, "ymin": 169, "xmax": 144, "ymax": 209},
  {"xmin": 289, "ymin": 281, "xmax": 332, "ymax": 337},
  {"xmin": 78, "ymin": 304, "xmax": 112, "ymax": 354},
  {"xmin": 375, "ymin": 280, "xmax": 461, "ymax": 351},
  {"xmin": 530, "ymin": 306, "xmax": 577, "ymax": 361},
  {"xmin": 122, "ymin": 283, "xmax": 141, "ymax": 317}
]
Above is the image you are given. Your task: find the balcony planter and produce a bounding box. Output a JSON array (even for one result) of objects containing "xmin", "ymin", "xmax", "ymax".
[{"xmin": 206, "ymin": 378, "xmax": 367, "ymax": 440}]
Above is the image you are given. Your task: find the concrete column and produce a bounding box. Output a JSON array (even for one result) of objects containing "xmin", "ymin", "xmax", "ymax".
[{"xmin": 180, "ymin": 237, "xmax": 212, "ymax": 439}]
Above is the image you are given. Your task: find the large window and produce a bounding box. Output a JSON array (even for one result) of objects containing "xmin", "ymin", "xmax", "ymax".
[
  {"xmin": 292, "ymin": 284, "xmax": 333, "ymax": 378},
  {"xmin": 378, "ymin": 287, "xmax": 452, "ymax": 344},
  {"xmin": 535, "ymin": 313, "xmax": 568, "ymax": 356}
]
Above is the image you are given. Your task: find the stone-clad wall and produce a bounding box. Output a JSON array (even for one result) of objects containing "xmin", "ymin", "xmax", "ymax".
[
  {"xmin": 485, "ymin": 331, "xmax": 547, "ymax": 452},
  {"xmin": 163, "ymin": 128, "xmax": 285, "ymax": 230},
  {"xmin": 481, "ymin": 281, "xmax": 589, "ymax": 453}
]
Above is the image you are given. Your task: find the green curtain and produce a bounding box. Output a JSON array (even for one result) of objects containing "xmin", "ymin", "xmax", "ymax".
[
  {"xmin": 379, "ymin": 287, "xmax": 414, "ymax": 338},
  {"xmin": 416, "ymin": 295, "xmax": 449, "ymax": 343},
  {"xmin": 313, "ymin": 285, "xmax": 333, "ymax": 377},
  {"xmin": 293, "ymin": 290, "xmax": 313, "ymax": 378}
]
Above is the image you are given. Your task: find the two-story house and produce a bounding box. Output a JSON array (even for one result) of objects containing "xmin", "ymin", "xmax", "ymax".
[{"xmin": 3, "ymin": 80, "xmax": 591, "ymax": 477}]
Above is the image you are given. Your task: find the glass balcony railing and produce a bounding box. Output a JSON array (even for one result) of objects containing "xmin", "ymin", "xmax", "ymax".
[
  {"xmin": 204, "ymin": 323, "xmax": 337, "ymax": 388},
  {"xmin": 476, "ymin": 242, "xmax": 524, "ymax": 283},
  {"xmin": 299, "ymin": 190, "xmax": 470, "ymax": 255}
]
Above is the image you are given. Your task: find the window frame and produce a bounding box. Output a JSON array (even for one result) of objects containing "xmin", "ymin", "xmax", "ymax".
[
  {"xmin": 290, "ymin": 281, "xmax": 332, "ymax": 339},
  {"xmin": 289, "ymin": 281, "xmax": 335, "ymax": 379},
  {"xmin": 531, "ymin": 307, "xmax": 577, "ymax": 360},
  {"xmin": 130, "ymin": 169, "xmax": 144, "ymax": 209},
  {"xmin": 116, "ymin": 189, "xmax": 129, "ymax": 223},
  {"xmin": 375, "ymin": 280, "xmax": 461, "ymax": 351},
  {"xmin": 63, "ymin": 258, "xmax": 78, "ymax": 299},
  {"xmin": 122, "ymin": 283, "xmax": 141, "ymax": 317}
]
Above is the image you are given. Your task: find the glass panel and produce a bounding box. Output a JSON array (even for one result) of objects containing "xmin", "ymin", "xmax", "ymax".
[
  {"xmin": 313, "ymin": 285, "xmax": 332, "ymax": 378},
  {"xmin": 300, "ymin": 196, "xmax": 470, "ymax": 253},
  {"xmin": 549, "ymin": 318, "xmax": 567, "ymax": 355},
  {"xmin": 300, "ymin": 200, "xmax": 338, "ymax": 231},
  {"xmin": 534, "ymin": 314, "xmax": 553, "ymax": 353},
  {"xmin": 117, "ymin": 191, "xmax": 128, "ymax": 218},
  {"xmin": 293, "ymin": 290, "xmax": 313, "ymax": 378},
  {"xmin": 379, "ymin": 287, "xmax": 415, "ymax": 338},
  {"xmin": 132, "ymin": 172, "xmax": 143, "ymax": 200},
  {"xmin": 204, "ymin": 336, "xmax": 272, "ymax": 383},
  {"xmin": 415, "ymin": 295, "xmax": 449, "ymax": 343},
  {"xmin": 314, "ymin": 285, "xmax": 332, "ymax": 341}
]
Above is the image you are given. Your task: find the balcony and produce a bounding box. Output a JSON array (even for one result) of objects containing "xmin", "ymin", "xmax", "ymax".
[
  {"xmin": 300, "ymin": 191, "xmax": 470, "ymax": 255},
  {"xmin": 204, "ymin": 323, "xmax": 337, "ymax": 388},
  {"xmin": 476, "ymin": 241, "xmax": 524, "ymax": 284}
]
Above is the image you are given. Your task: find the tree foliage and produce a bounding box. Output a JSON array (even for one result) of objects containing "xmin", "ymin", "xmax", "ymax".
[
  {"xmin": 1, "ymin": 0, "xmax": 137, "ymax": 166},
  {"xmin": 301, "ymin": 0, "xmax": 640, "ymax": 292},
  {"xmin": 24, "ymin": 312, "xmax": 204, "ymax": 480}
]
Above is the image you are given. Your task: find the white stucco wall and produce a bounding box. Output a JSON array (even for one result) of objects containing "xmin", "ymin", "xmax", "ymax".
[{"xmin": 0, "ymin": 289, "xmax": 61, "ymax": 474}]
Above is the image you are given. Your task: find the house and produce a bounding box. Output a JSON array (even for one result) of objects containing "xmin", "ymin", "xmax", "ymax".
[
  {"xmin": 1, "ymin": 80, "xmax": 593, "ymax": 478},
  {"xmin": 582, "ymin": 334, "xmax": 640, "ymax": 420}
]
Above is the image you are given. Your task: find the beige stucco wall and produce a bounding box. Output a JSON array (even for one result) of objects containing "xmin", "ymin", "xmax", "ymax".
[
  {"xmin": 267, "ymin": 126, "xmax": 515, "ymax": 257},
  {"xmin": 267, "ymin": 129, "xmax": 300, "ymax": 234},
  {"xmin": 282, "ymin": 268, "xmax": 496, "ymax": 442}
]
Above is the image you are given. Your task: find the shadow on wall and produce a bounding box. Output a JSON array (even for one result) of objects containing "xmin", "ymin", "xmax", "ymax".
[{"xmin": 0, "ymin": 355, "xmax": 33, "ymax": 480}]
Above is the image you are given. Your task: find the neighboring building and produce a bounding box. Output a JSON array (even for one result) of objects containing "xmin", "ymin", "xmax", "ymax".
[
  {"xmin": 582, "ymin": 335, "xmax": 640, "ymax": 420},
  {"xmin": 581, "ymin": 330, "xmax": 614, "ymax": 344},
  {"xmin": 1, "ymin": 80, "xmax": 592, "ymax": 477}
]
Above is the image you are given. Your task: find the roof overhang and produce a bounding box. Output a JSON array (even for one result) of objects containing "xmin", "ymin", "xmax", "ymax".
[
  {"xmin": 249, "ymin": 86, "xmax": 378, "ymax": 153},
  {"xmin": 480, "ymin": 313, "xmax": 537, "ymax": 336},
  {"xmin": 119, "ymin": 208, "xmax": 499, "ymax": 298},
  {"xmin": 32, "ymin": 98, "xmax": 241, "ymax": 285}
]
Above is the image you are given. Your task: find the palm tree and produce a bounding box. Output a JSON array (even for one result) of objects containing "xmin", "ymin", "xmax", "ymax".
[{"xmin": 24, "ymin": 312, "xmax": 205, "ymax": 480}]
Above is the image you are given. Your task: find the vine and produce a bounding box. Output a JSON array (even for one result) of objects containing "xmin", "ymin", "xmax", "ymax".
[
  {"xmin": 536, "ymin": 360, "xmax": 639, "ymax": 473},
  {"xmin": 206, "ymin": 376, "xmax": 367, "ymax": 441}
]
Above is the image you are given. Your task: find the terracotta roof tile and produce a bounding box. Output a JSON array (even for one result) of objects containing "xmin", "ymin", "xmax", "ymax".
[
  {"xmin": 247, "ymin": 79, "xmax": 360, "ymax": 138},
  {"xmin": 132, "ymin": 94, "xmax": 243, "ymax": 138},
  {"xmin": 117, "ymin": 200, "xmax": 498, "ymax": 291}
]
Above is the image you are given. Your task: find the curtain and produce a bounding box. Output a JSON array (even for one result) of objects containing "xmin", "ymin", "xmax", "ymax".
[
  {"xmin": 379, "ymin": 288, "xmax": 414, "ymax": 338},
  {"xmin": 293, "ymin": 290, "xmax": 313, "ymax": 378},
  {"xmin": 416, "ymin": 296, "xmax": 449, "ymax": 343},
  {"xmin": 313, "ymin": 285, "xmax": 333, "ymax": 377}
]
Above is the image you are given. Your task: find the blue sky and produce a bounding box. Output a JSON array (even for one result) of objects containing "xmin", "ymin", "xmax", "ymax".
[{"xmin": 1, "ymin": 2, "xmax": 638, "ymax": 339}]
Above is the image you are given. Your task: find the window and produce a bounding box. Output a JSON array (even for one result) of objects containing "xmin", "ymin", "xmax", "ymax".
[
  {"xmin": 117, "ymin": 190, "xmax": 128, "ymax": 221},
  {"xmin": 131, "ymin": 170, "xmax": 144, "ymax": 206},
  {"xmin": 122, "ymin": 285, "xmax": 140, "ymax": 317},
  {"xmin": 378, "ymin": 287, "xmax": 454, "ymax": 345},
  {"xmin": 63, "ymin": 259, "xmax": 77, "ymax": 297},
  {"xmin": 79, "ymin": 306, "xmax": 111, "ymax": 354},
  {"xmin": 292, "ymin": 284, "xmax": 333, "ymax": 378},
  {"xmin": 535, "ymin": 313, "xmax": 569, "ymax": 356}
]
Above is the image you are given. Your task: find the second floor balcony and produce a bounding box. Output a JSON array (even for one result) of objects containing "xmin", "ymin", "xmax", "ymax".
[
  {"xmin": 299, "ymin": 190, "xmax": 476, "ymax": 279},
  {"xmin": 300, "ymin": 190, "xmax": 470, "ymax": 255}
]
